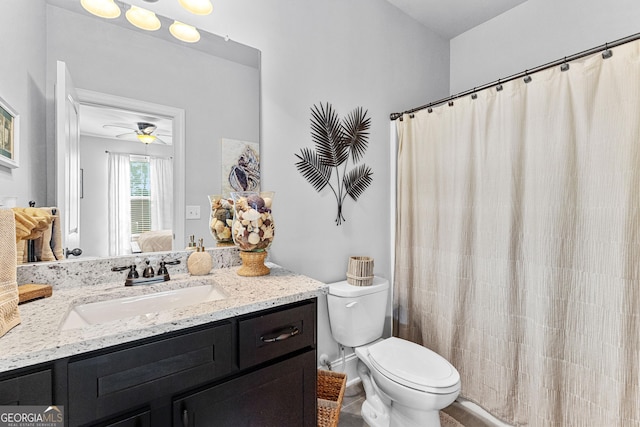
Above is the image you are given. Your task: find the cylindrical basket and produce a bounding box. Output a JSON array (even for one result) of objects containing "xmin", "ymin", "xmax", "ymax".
[{"xmin": 346, "ymin": 256, "xmax": 374, "ymax": 286}]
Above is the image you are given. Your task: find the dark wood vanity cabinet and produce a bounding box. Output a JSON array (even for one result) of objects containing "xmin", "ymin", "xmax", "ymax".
[
  {"xmin": 174, "ymin": 302, "xmax": 318, "ymax": 427},
  {"xmin": 0, "ymin": 367, "xmax": 52, "ymax": 405},
  {"xmin": 0, "ymin": 298, "xmax": 317, "ymax": 427}
]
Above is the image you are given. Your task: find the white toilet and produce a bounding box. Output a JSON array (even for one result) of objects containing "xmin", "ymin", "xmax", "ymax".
[{"xmin": 327, "ymin": 277, "xmax": 460, "ymax": 427}]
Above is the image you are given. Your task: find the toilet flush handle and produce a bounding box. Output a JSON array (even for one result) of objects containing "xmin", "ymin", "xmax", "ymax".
[{"xmin": 346, "ymin": 301, "xmax": 358, "ymax": 308}]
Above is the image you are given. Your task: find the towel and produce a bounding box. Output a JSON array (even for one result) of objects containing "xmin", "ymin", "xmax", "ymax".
[
  {"xmin": 12, "ymin": 207, "xmax": 54, "ymax": 264},
  {"xmin": 12, "ymin": 207, "xmax": 53, "ymax": 240},
  {"xmin": 16, "ymin": 240, "xmax": 26, "ymax": 264},
  {"xmin": 33, "ymin": 207, "xmax": 60, "ymax": 262},
  {"xmin": 0, "ymin": 209, "xmax": 20, "ymax": 337}
]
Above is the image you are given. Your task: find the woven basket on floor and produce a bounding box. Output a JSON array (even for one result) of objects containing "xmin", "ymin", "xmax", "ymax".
[{"xmin": 317, "ymin": 370, "xmax": 347, "ymax": 427}]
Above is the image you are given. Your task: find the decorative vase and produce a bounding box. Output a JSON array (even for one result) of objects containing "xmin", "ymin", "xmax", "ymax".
[
  {"xmin": 230, "ymin": 191, "xmax": 275, "ymax": 276},
  {"xmin": 208, "ymin": 195, "xmax": 234, "ymax": 246}
]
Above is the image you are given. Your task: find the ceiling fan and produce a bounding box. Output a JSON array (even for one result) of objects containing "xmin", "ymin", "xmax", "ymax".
[{"xmin": 103, "ymin": 121, "xmax": 171, "ymax": 144}]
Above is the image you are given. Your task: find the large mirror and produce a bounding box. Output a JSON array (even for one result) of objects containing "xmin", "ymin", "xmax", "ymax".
[{"xmin": 43, "ymin": 0, "xmax": 260, "ymax": 258}]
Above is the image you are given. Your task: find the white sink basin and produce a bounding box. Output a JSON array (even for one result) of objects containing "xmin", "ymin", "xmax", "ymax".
[{"xmin": 61, "ymin": 285, "xmax": 227, "ymax": 330}]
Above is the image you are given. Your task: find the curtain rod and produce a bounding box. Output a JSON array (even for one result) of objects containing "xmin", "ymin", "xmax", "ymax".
[{"xmin": 390, "ymin": 32, "xmax": 640, "ymax": 121}]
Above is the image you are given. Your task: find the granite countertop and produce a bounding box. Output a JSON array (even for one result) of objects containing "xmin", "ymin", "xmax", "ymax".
[{"xmin": 1, "ymin": 264, "xmax": 327, "ymax": 372}]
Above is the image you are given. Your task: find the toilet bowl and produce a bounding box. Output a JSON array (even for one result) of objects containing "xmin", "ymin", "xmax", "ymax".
[
  {"xmin": 327, "ymin": 277, "xmax": 460, "ymax": 427},
  {"xmin": 355, "ymin": 337, "xmax": 460, "ymax": 427}
]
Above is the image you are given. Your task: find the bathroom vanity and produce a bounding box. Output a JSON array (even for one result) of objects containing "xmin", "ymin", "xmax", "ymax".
[{"xmin": 0, "ymin": 259, "xmax": 326, "ymax": 426}]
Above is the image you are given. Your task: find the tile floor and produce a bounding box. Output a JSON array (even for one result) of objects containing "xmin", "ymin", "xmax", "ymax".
[{"xmin": 337, "ymin": 382, "xmax": 494, "ymax": 427}]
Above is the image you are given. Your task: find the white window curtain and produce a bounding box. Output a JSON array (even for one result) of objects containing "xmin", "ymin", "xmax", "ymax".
[
  {"xmin": 107, "ymin": 152, "xmax": 131, "ymax": 256},
  {"xmin": 149, "ymin": 156, "xmax": 173, "ymax": 232},
  {"xmin": 394, "ymin": 41, "xmax": 640, "ymax": 425}
]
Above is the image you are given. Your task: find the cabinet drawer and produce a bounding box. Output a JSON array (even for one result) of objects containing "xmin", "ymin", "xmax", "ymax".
[
  {"xmin": 68, "ymin": 322, "xmax": 234, "ymax": 426},
  {"xmin": 238, "ymin": 300, "xmax": 316, "ymax": 369}
]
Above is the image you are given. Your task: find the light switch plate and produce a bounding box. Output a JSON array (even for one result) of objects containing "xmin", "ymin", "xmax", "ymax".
[{"xmin": 186, "ymin": 205, "xmax": 200, "ymax": 219}]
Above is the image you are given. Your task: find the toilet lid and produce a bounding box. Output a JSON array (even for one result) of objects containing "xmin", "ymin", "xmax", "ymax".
[{"xmin": 368, "ymin": 337, "xmax": 460, "ymax": 393}]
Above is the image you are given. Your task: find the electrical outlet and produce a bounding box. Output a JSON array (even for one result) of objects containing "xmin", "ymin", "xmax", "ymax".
[{"xmin": 186, "ymin": 205, "xmax": 200, "ymax": 219}]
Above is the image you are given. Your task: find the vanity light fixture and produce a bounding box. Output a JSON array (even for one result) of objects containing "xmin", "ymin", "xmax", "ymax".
[
  {"xmin": 137, "ymin": 134, "xmax": 157, "ymax": 144},
  {"xmin": 125, "ymin": 6, "xmax": 161, "ymax": 31},
  {"xmin": 80, "ymin": 0, "xmax": 121, "ymax": 19},
  {"xmin": 179, "ymin": 0, "xmax": 213, "ymax": 15},
  {"xmin": 169, "ymin": 21, "xmax": 201, "ymax": 43}
]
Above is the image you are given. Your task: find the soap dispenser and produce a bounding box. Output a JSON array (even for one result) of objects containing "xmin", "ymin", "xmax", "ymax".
[{"xmin": 187, "ymin": 238, "xmax": 213, "ymax": 276}]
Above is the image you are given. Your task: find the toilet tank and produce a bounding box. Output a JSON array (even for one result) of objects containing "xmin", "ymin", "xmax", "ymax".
[{"xmin": 327, "ymin": 277, "xmax": 389, "ymax": 347}]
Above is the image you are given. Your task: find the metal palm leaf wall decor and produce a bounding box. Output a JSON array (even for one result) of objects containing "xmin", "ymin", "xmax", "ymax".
[{"xmin": 295, "ymin": 102, "xmax": 373, "ymax": 225}]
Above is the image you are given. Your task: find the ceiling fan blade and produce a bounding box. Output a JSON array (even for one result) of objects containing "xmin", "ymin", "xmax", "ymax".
[
  {"xmin": 103, "ymin": 124, "xmax": 135, "ymax": 131},
  {"xmin": 115, "ymin": 132, "xmax": 136, "ymax": 138},
  {"xmin": 154, "ymin": 137, "xmax": 169, "ymax": 145}
]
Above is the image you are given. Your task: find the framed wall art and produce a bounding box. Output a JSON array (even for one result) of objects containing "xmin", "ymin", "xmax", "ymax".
[{"xmin": 0, "ymin": 95, "xmax": 19, "ymax": 169}]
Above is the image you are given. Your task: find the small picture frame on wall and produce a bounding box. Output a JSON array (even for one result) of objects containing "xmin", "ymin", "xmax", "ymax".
[{"xmin": 0, "ymin": 95, "xmax": 19, "ymax": 169}]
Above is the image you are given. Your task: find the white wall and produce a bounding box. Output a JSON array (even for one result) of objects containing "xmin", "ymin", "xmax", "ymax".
[
  {"xmin": 450, "ymin": 0, "xmax": 640, "ymax": 94},
  {"xmin": 0, "ymin": 0, "xmax": 46, "ymax": 208}
]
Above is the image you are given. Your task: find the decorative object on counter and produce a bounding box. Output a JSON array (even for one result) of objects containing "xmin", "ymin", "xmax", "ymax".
[
  {"xmin": 17, "ymin": 284, "xmax": 52, "ymax": 304},
  {"xmin": 208, "ymin": 195, "xmax": 234, "ymax": 245},
  {"xmin": 346, "ymin": 256, "xmax": 374, "ymax": 286},
  {"xmin": 295, "ymin": 102, "xmax": 373, "ymax": 225},
  {"xmin": 222, "ymin": 138, "xmax": 260, "ymax": 196},
  {"xmin": 317, "ymin": 369, "xmax": 347, "ymax": 427},
  {"xmin": 187, "ymin": 238, "xmax": 213, "ymax": 276},
  {"xmin": 0, "ymin": 208, "xmax": 20, "ymax": 337},
  {"xmin": 231, "ymin": 191, "xmax": 275, "ymax": 276}
]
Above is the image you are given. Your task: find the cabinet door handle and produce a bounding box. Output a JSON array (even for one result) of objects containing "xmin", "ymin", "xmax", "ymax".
[
  {"xmin": 260, "ymin": 326, "xmax": 300, "ymax": 343},
  {"xmin": 182, "ymin": 408, "xmax": 189, "ymax": 427}
]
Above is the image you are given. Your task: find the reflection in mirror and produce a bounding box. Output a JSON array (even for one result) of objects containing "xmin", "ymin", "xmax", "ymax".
[
  {"xmin": 78, "ymin": 98, "xmax": 177, "ymax": 257},
  {"xmin": 43, "ymin": 0, "xmax": 261, "ymax": 259}
]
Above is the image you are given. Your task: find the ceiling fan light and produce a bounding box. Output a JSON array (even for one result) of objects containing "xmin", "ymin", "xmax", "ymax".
[
  {"xmin": 126, "ymin": 6, "xmax": 161, "ymax": 31},
  {"xmin": 178, "ymin": 0, "xmax": 213, "ymax": 15},
  {"xmin": 169, "ymin": 21, "xmax": 200, "ymax": 43},
  {"xmin": 80, "ymin": 0, "xmax": 121, "ymax": 19},
  {"xmin": 137, "ymin": 134, "xmax": 157, "ymax": 144}
]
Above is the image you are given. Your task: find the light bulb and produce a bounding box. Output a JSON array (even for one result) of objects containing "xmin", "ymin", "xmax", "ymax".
[
  {"xmin": 80, "ymin": 0, "xmax": 121, "ymax": 19},
  {"xmin": 178, "ymin": 0, "xmax": 213, "ymax": 15},
  {"xmin": 126, "ymin": 6, "xmax": 161, "ymax": 31},
  {"xmin": 169, "ymin": 21, "xmax": 201, "ymax": 43}
]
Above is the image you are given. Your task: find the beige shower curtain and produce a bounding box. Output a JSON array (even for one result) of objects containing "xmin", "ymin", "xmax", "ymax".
[{"xmin": 394, "ymin": 40, "xmax": 640, "ymax": 426}]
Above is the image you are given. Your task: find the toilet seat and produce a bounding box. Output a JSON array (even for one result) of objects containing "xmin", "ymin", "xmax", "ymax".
[{"xmin": 368, "ymin": 337, "xmax": 460, "ymax": 394}]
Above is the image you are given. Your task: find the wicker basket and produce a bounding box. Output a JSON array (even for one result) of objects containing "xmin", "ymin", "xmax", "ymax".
[
  {"xmin": 346, "ymin": 256, "xmax": 374, "ymax": 286},
  {"xmin": 317, "ymin": 370, "xmax": 347, "ymax": 427}
]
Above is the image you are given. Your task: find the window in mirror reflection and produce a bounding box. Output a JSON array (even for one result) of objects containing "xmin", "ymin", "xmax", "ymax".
[{"xmin": 108, "ymin": 153, "xmax": 173, "ymax": 256}]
